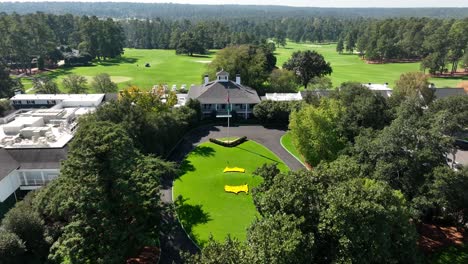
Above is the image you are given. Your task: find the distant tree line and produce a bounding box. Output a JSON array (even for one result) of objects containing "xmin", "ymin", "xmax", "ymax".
[
  {"xmin": 122, "ymin": 17, "xmax": 467, "ymax": 74},
  {"xmin": 336, "ymin": 17, "xmax": 468, "ymax": 74},
  {"xmin": 1, "ymin": 2, "xmax": 468, "ymax": 19},
  {"xmin": 0, "ymin": 13, "xmax": 125, "ymax": 74},
  {"xmin": 121, "ymin": 17, "xmax": 350, "ymax": 50}
]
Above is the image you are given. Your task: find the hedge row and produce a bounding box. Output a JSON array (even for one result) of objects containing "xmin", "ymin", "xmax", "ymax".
[{"xmin": 209, "ymin": 136, "xmax": 247, "ymax": 147}]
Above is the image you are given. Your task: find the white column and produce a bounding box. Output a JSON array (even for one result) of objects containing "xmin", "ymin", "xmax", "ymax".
[
  {"xmin": 41, "ymin": 171, "xmax": 45, "ymax": 185},
  {"xmin": 245, "ymin": 104, "xmax": 248, "ymax": 119}
]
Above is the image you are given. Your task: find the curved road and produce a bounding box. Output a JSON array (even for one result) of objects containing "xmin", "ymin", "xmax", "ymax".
[{"xmin": 159, "ymin": 125, "xmax": 305, "ymax": 263}]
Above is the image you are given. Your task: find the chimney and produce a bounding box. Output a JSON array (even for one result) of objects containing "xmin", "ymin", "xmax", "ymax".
[
  {"xmin": 235, "ymin": 74, "xmax": 241, "ymax": 85},
  {"xmin": 204, "ymin": 74, "xmax": 209, "ymax": 85}
]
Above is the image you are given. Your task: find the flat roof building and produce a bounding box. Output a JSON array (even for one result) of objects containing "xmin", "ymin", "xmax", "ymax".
[
  {"xmin": 10, "ymin": 93, "xmax": 105, "ymax": 109},
  {"xmin": 263, "ymin": 92, "xmax": 302, "ymax": 101}
]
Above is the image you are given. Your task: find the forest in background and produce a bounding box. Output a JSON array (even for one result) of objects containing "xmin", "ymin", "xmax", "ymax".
[{"xmin": 1, "ymin": 2, "xmax": 468, "ymax": 19}]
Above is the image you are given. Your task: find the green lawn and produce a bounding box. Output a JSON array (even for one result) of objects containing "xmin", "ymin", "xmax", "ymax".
[
  {"xmin": 275, "ymin": 42, "xmax": 467, "ymax": 88},
  {"xmin": 173, "ymin": 140, "xmax": 288, "ymax": 246},
  {"xmin": 24, "ymin": 49, "xmax": 215, "ymax": 92},
  {"xmin": 280, "ymin": 131, "xmax": 305, "ymax": 165},
  {"xmin": 23, "ymin": 42, "xmax": 466, "ymax": 93}
]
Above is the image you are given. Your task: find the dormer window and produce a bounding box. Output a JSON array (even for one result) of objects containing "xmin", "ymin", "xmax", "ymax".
[{"xmin": 216, "ymin": 69, "xmax": 229, "ymax": 83}]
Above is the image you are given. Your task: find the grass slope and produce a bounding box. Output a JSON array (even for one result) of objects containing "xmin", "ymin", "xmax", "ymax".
[
  {"xmin": 25, "ymin": 49, "xmax": 215, "ymax": 92},
  {"xmin": 173, "ymin": 140, "xmax": 288, "ymax": 245},
  {"xmin": 275, "ymin": 42, "xmax": 467, "ymax": 88},
  {"xmin": 280, "ymin": 131, "xmax": 305, "ymax": 165},
  {"xmin": 24, "ymin": 42, "xmax": 465, "ymax": 92}
]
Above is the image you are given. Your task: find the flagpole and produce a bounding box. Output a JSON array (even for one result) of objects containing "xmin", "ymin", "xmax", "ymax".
[{"xmin": 227, "ymin": 89, "xmax": 230, "ymax": 143}]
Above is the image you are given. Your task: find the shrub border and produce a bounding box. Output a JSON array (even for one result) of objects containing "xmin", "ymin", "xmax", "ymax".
[{"xmin": 209, "ymin": 136, "xmax": 247, "ymax": 147}]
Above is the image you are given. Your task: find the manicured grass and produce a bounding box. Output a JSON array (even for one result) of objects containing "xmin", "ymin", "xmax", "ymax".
[
  {"xmin": 23, "ymin": 42, "xmax": 465, "ymax": 93},
  {"xmin": 280, "ymin": 131, "xmax": 305, "ymax": 165},
  {"xmin": 275, "ymin": 42, "xmax": 467, "ymax": 88},
  {"xmin": 173, "ymin": 140, "xmax": 288, "ymax": 246},
  {"xmin": 429, "ymin": 245, "xmax": 468, "ymax": 264},
  {"xmin": 24, "ymin": 49, "xmax": 215, "ymax": 92}
]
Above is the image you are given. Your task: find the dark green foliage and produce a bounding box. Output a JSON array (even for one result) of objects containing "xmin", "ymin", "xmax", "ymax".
[
  {"xmin": 268, "ymin": 69, "xmax": 299, "ymax": 93},
  {"xmin": 247, "ymin": 214, "xmax": 313, "ymax": 264},
  {"xmin": 0, "ymin": 230, "xmax": 26, "ymax": 264},
  {"xmin": 185, "ymin": 98, "xmax": 203, "ymax": 122},
  {"xmin": 31, "ymin": 77, "xmax": 60, "ymax": 94},
  {"xmin": 253, "ymin": 100, "xmax": 300, "ymax": 125},
  {"xmin": 91, "ymin": 73, "xmax": 118, "ymax": 93},
  {"xmin": 332, "ymin": 82, "xmax": 391, "ymax": 141},
  {"xmin": 209, "ymin": 136, "xmax": 247, "ymax": 147},
  {"xmin": 414, "ymin": 167, "xmax": 468, "ymax": 226},
  {"xmin": 351, "ymin": 98, "xmax": 450, "ymax": 200},
  {"xmin": 1, "ymin": 202, "xmax": 47, "ymax": 262},
  {"xmin": 182, "ymin": 236, "xmax": 246, "ymax": 264},
  {"xmin": 0, "ymin": 13, "xmax": 125, "ymax": 74},
  {"xmin": 34, "ymin": 121, "xmax": 176, "ymax": 263},
  {"xmin": 393, "ymin": 72, "xmax": 434, "ymax": 106},
  {"xmin": 62, "ymin": 74, "xmax": 88, "ymax": 94},
  {"xmin": 176, "ymin": 31, "xmax": 207, "ymax": 56},
  {"xmin": 92, "ymin": 98, "xmax": 197, "ymax": 156},
  {"xmin": 283, "ymin": 50, "xmax": 332, "ymax": 89},
  {"xmin": 0, "ymin": 65, "xmax": 23, "ymax": 99},
  {"xmin": 252, "ymin": 163, "xmax": 280, "ymax": 188},
  {"xmin": 336, "ymin": 38, "xmax": 344, "ymax": 53},
  {"xmin": 0, "ymin": 99, "xmax": 12, "ymax": 116},
  {"xmin": 320, "ymin": 178, "xmax": 420, "ymax": 263},
  {"xmin": 207, "ymin": 44, "xmax": 275, "ymax": 90},
  {"xmin": 426, "ymin": 95, "xmax": 468, "ymax": 137}
]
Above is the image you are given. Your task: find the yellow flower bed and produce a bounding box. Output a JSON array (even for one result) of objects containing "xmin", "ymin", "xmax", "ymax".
[
  {"xmin": 223, "ymin": 167, "xmax": 245, "ymax": 173},
  {"xmin": 224, "ymin": 184, "xmax": 249, "ymax": 194}
]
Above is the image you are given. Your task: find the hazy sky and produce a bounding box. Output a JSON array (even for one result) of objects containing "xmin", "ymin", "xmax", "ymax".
[{"xmin": 1, "ymin": 0, "xmax": 467, "ymax": 8}]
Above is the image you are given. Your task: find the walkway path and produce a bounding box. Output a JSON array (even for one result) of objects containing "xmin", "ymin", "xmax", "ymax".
[{"xmin": 158, "ymin": 125, "xmax": 305, "ymax": 263}]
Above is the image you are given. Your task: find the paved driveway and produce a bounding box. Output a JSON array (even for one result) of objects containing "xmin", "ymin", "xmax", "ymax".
[{"xmin": 159, "ymin": 125, "xmax": 305, "ymax": 263}]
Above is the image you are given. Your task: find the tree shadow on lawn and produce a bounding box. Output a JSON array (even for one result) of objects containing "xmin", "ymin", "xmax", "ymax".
[
  {"xmin": 172, "ymin": 159, "xmax": 196, "ymax": 182},
  {"xmin": 36, "ymin": 67, "xmax": 74, "ymax": 80},
  {"xmin": 190, "ymin": 145, "xmax": 215, "ymax": 157},
  {"xmin": 174, "ymin": 195, "xmax": 211, "ymax": 247},
  {"xmin": 235, "ymin": 146, "xmax": 281, "ymax": 164}
]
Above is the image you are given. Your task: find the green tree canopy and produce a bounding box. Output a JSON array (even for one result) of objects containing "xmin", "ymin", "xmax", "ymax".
[
  {"xmin": 207, "ymin": 44, "xmax": 275, "ymax": 90},
  {"xmin": 283, "ymin": 50, "xmax": 332, "ymax": 89},
  {"xmin": 0, "ymin": 65, "xmax": 23, "ymax": 98},
  {"xmin": 320, "ymin": 178, "xmax": 420, "ymax": 263},
  {"xmin": 394, "ymin": 72, "xmax": 434, "ymax": 105},
  {"xmin": 268, "ymin": 69, "xmax": 299, "ymax": 93},
  {"xmin": 32, "ymin": 77, "xmax": 60, "ymax": 94},
  {"xmin": 62, "ymin": 74, "xmax": 88, "ymax": 93},
  {"xmin": 332, "ymin": 82, "xmax": 391, "ymax": 141},
  {"xmin": 91, "ymin": 73, "xmax": 118, "ymax": 93},
  {"xmin": 34, "ymin": 120, "xmax": 177, "ymax": 263},
  {"xmin": 289, "ymin": 98, "xmax": 345, "ymax": 166},
  {"xmin": 0, "ymin": 230, "xmax": 26, "ymax": 264}
]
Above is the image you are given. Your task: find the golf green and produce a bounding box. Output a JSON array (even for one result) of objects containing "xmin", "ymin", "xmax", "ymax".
[{"xmin": 173, "ymin": 140, "xmax": 288, "ymax": 246}]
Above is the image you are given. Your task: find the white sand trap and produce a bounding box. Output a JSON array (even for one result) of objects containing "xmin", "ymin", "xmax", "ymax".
[
  {"xmin": 304, "ymin": 44, "xmax": 323, "ymax": 48},
  {"xmin": 195, "ymin": 60, "xmax": 212, "ymax": 64}
]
